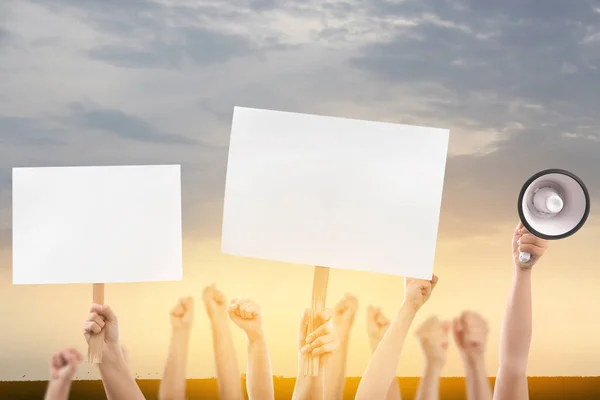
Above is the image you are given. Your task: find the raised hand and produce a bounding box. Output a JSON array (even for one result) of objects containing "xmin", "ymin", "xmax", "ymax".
[
  {"xmin": 228, "ymin": 297, "xmax": 264, "ymax": 341},
  {"xmin": 202, "ymin": 284, "xmax": 228, "ymax": 320},
  {"xmin": 332, "ymin": 293, "xmax": 358, "ymax": 342},
  {"xmin": 453, "ymin": 310, "xmax": 489, "ymax": 363},
  {"xmin": 82, "ymin": 304, "xmax": 120, "ymax": 347},
  {"xmin": 49, "ymin": 348, "xmax": 82, "ymax": 382},
  {"xmin": 415, "ymin": 315, "xmax": 450, "ymax": 367},
  {"xmin": 512, "ymin": 222, "xmax": 548, "ymax": 270},
  {"xmin": 366, "ymin": 306, "xmax": 391, "ymax": 351},
  {"xmin": 403, "ymin": 275, "xmax": 439, "ymax": 312},
  {"xmin": 299, "ymin": 309, "xmax": 339, "ymax": 364},
  {"xmin": 171, "ymin": 296, "xmax": 194, "ymax": 331}
]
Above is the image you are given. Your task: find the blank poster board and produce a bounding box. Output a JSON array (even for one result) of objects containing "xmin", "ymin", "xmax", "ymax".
[
  {"xmin": 12, "ymin": 165, "xmax": 183, "ymax": 285},
  {"xmin": 222, "ymin": 107, "xmax": 449, "ymax": 279}
]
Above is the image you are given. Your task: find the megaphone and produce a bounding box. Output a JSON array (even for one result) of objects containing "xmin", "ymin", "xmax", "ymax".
[{"xmin": 517, "ymin": 169, "xmax": 590, "ymax": 264}]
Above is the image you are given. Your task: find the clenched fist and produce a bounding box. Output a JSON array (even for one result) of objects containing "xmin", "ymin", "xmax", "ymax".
[
  {"xmin": 49, "ymin": 348, "xmax": 82, "ymax": 382},
  {"xmin": 299, "ymin": 309, "xmax": 339, "ymax": 364},
  {"xmin": 170, "ymin": 296, "xmax": 194, "ymax": 331},
  {"xmin": 332, "ymin": 293, "xmax": 358, "ymax": 341},
  {"xmin": 512, "ymin": 222, "xmax": 548, "ymax": 270},
  {"xmin": 202, "ymin": 284, "xmax": 228, "ymax": 319},
  {"xmin": 366, "ymin": 306, "xmax": 390, "ymax": 352},
  {"xmin": 404, "ymin": 275, "xmax": 439, "ymax": 311},
  {"xmin": 228, "ymin": 297, "xmax": 264, "ymax": 341},
  {"xmin": 452, "ymin": 310, "xmax": 489, "ymax": 362},
  {"xmin": 415, "ymin": 316, "xmax": 450, "ymax": 367}
]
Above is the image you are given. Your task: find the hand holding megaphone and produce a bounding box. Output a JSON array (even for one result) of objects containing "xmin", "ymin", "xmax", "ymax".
[
  {"xmin": 516, "ymin": 169, "xmax": 590, "ymax": 266},
  {"xmin": 512, "ymin": 223, "xmax": 547, "ymax": 268}
]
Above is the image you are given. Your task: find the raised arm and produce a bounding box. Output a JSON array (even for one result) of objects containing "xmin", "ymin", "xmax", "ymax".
[
  {"xmin": 355, "ymin": 275, "xmax": 439, "ymax": 400},
  {"xmin": 202, "ymin": 284, "xmax": 243, "ymax": 400},
  {"xmin": 159, "ymin": 296, "xmax": 194, "ymax": 400},
  {"xmin": 366, "ymin": 306, "xmax": 402, "ymax": 400},
  {"xmin": 493, "ymin": 222, "xmax": 547, "ymax": 400},
  {"xmin": 292, "ymin": 309, "xmax": 340, "ymax": 400},
  {"xmin": 83, "ymin": 304, "xmax": 146, "ymax": 400},
  {"xmin": 228, "ymin": 297, "xmax": 275, "ymax": 400},
  {"xmin": 44, "ymin": 348, "xmax": 83, "ymax": 400},
  {"xmin": 325, "ymin": 293, "xmax": 359, "ymax": 400},
  {"xmin": 453, "ymin": 311, "xmax": 493, "ymax": 400},
  {"xmin": 414, "ymin": 316, "xmax": 450, "ymax": 400}
]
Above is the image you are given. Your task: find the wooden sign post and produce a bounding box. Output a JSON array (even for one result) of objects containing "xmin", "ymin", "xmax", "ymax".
[
  {"xmin": 12, "ymin": 165, "xmax": 184, "ymax": 364},
  {"xmin": 88, "ymin": 283, "xmax": 105, "ymax": 363},
  {"xmin": 221, "ymin": 107, "xmax": 450, "ymax": 377},
  {"xmin": 303, "ymin": 266, "xmax": 330, "ymax": 376}
]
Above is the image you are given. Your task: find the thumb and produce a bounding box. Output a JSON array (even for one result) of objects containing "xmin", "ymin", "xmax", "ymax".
[{"xmin": 452, "ymin": 318, "xmax": 463, "ymax": 345}]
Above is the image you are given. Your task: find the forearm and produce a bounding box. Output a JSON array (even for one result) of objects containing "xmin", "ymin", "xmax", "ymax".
[
  {"xmin": 385, "ymin": 378, "xmax": 402, "ymax": 400},
  {"xmin": 324, "ymin": 335, "xmax": 350, "ymax": 400},
  {"xmin": 499, "ymin": 267, "xmax": 532, "ymax": 373},
  {"xmin": 159, "ymin": 330, "xmax": 190, "ymax": 400},
  {"xmin": 44, "ymin": 379, "xmax": 72, "ymax": 400},
  {"xmin": 463, "ymin": 356, "xmax": 492, "ymax": 400},
  {"xmin": 494, "ymin": 266, "xmax": 532, "ymax": 400},
  {"xmin": 356, "ymin": 305, "xmax": 417, "ymax": 400},
  {"xmin": 370, "ymin": 341, "xmax": 402, "ymax": 400},
  {"xmin": 414, "ymin": 363, "xmax": 442, "ymax": 400},
  {"xmin": 292, "ymin": 356, "xmax": 325, "ymax": 400},
  {"xmin": 210, "ymin": 317, "xmax": 243, "ymax": 400},
  {"xmin": 99, "ymin": 344, "xmax": 145, "ymax": 400},
  {"xmin": 246, "ymin": 333, "xmax": 274, "ymax": 400}
]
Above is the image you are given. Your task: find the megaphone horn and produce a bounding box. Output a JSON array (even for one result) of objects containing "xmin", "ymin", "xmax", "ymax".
[{"xmin": 517, "ymin": 169, "xmax": 590, "ymax": 264}]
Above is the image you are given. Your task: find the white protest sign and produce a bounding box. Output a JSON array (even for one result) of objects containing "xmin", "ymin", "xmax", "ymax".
[
  {"xmin": 222, "ymin": 107, "xmax": 449, "ymax": 280},
  {"xmin": 12, "ymin": 165, "xmax": 183, "ymax": 285}
]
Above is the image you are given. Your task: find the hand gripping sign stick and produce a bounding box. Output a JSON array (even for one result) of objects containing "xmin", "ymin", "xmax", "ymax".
[
  {"xmin": 302, "ymin": 266, "xmax": 330, "ymax": 376},
  {"xmin": 88, "ymin": 283, "xmax": 105, "ymax": 363}
]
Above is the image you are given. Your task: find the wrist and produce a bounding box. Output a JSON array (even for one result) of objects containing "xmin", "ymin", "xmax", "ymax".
[
  {"xmin": 462, "ymin": 352, "xmax": 485, "ymax": 368},
  {"xmin": 247, "ymin": 330, "xmax": 266, "ymax": 344},
  {"xmin": 424, "ymin": 360, "xmax": 444, "ymax": 375},
  {"xmin": 50, "ymin": 376, "xmax": 73, "ymax": 385},
  {"xmin": 398, "ymin": 302, "xmax": 419, "ymax": 318},
  {"xmin": 171, "ymin": 328, "xmax": 192, "ymax": 339},
  {"xmin": 98, "ymin": 342, "xmax": 127, "ymax": 370}
]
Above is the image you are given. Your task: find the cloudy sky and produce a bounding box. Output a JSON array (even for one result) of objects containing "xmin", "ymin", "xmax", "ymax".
[{"xmin": 2, "ymin": 0, "xmax": 600, "ymax": 381}]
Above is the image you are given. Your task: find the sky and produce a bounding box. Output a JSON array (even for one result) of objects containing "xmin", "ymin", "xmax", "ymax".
[{"xmin": 2, "ymin": 0, "xmax": 600, "ymax": 381}]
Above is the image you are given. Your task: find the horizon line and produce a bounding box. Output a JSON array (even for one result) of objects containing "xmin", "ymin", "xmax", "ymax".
[{"xmin": 2, "ymin": 376, "xmax": 600, "ymax": 383}]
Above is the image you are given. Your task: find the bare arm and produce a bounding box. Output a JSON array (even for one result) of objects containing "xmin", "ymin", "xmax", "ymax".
[
  {"xmin": 324, "ymin": 335, "xmax": 350, "ymax": 400},
  {"xmin": 246, "ymin": 334, "xmax": 275, "ymax": 399},
  {"xmin": 99, "ymin": 344, "xmax": 146, "ymax": 400},
  {"xmin": 292, "ymin": 358, "xmax": 326, "ymax": 400},
  {"xmin": 414, "ymin": 364, "xmax": 442, "ymax": 400},
  {"xmin": 494, "ymin": 267, "xmax": 532, "ymax": 400},
  {"xmin": 159, "ymin": 330, "xmax": 190, "ymax": 400},
  {"xmin": 44, "ymin": 379, "xmax": 72, "ymax": 400},
  {"xmin": 464, "ymin": 355, "xmax": 493, "ymax": 400},
  {"xmin": 210, "ymin": 316, "xmax": 243, "ymax": 400},
  {"xmin": 356, "ymin": 305, "xmax": 417, "ymax": 400}
]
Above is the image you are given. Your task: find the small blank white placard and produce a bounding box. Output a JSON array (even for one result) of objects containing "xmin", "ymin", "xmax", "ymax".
[
  {"xmin": 12, "ymin": 165, "xmax": 183, "ymax": 284},
  {"xmin": 222, "ymin": 107, "xmax": 449, "ymax": 279}
]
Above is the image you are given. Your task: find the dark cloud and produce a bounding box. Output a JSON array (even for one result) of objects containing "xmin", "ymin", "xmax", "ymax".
[
  {"xmin": 67, "ymin": 102, "xmax": 198, "ymax": 145},
  {"xmin": 0, "ymin": 117, "xmax": 66, "ymax": 146},
  {"xmin": 354, "ymin": 0, "xmax": 600, "ymax": 236},
  {"xmin": 88, "ymin": 27, "xmax": 254, "ymax": 69}
]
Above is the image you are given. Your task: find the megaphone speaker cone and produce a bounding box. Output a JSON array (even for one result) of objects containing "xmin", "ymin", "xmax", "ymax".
[{"xmin": 517, "ymin": 168, "xmax": 590, "ymax": 264}]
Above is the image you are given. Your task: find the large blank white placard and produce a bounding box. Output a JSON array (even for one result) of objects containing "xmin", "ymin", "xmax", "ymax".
[
  {"xmin": 222, "ymin": 107, "xmax": 449, "ymax": 279},
  {"xmin": 12, "ymin": 165, "xmax": 183, "ymax": 284}
]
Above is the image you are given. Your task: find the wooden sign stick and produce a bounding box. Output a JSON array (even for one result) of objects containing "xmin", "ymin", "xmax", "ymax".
[
  {"xmin": 88, "ymin": 283, "xmax": 105, "ymax": 364},
  {"xmin": 303, "ymin": 266, "xmax": 330, "ymax": 377}
]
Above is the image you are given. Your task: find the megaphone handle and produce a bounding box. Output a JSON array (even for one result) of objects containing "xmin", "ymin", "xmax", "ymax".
[{"xmin": 519, "ymin": 251, "xmax": 531, "ymax": 264}]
